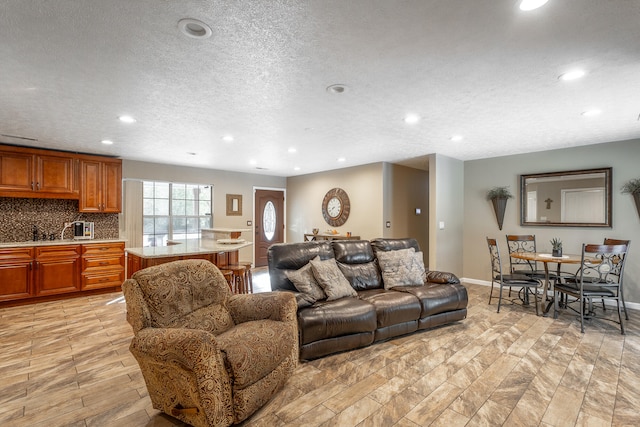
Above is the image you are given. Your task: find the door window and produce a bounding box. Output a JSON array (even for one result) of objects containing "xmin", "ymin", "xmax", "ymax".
[{"xmin": 263, "ymin": 201, "xmax": 276, "ymax": 241}]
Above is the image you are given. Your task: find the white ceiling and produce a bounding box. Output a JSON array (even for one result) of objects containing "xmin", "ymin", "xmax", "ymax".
[{"xmin": 1, "ymin": 0, "xmax": 639, "ymax": 177}]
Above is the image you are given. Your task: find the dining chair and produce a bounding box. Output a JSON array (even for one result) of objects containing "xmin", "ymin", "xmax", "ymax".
[
  {"xmin": 554, "ymin": 243, "xmax": 627, "ymax": 334},
  {"xmin": 487, "ymin": 238, "xmax": 542, "ymax": 315},
  {"xmin": 505, "ymin": 235, "xmax": 552, "ymax": 280},
  {"xmin": 603, "ymin": 238, "xmax": 630, "ymax": 320}
]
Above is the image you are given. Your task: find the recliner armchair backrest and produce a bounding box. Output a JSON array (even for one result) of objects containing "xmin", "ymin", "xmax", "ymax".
[{"xmin": 122, "ymin": 259, "xmax": 235, "ymax": 335}]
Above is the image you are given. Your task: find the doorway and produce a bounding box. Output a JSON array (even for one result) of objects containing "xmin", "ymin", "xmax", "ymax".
[{"xmin": 254, "ymin": 189, "xmax": 285, "ymax": 267}]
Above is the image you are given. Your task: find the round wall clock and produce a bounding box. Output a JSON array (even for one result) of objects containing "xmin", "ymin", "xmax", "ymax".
[{"xmin": 322, "ymin": 187, "xmax": 350, "ymax": 227}]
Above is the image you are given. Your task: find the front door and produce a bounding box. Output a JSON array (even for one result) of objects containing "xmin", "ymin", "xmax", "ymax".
[{"xmin": 254, "ymin": 189, "xmax": 284, "ymax": 267}]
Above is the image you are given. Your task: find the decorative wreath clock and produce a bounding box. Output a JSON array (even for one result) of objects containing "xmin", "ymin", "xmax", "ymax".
[{"xmin": 322, "ymin": 187, "xmax": 350, "ymax": 227}]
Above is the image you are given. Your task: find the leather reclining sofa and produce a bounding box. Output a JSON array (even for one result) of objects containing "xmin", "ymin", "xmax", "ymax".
[{"xmin": 268, "ymin": 238, "xmax": 468, "ymax": 360}]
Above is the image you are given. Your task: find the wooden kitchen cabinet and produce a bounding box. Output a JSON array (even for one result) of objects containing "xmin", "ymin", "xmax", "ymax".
[
  {"xmin": 81, "ymin": 242, "xmax": 125, "ymax": 290},
  {"xmin": 79, "ymin": 158, "xmax": 122, "ymax": 213},
  {"xmin": 0, "ymin": 247, "xmax": 34, "ymax": 301},
  {"xmin": 0, "ymin": 148, "xmax": 77, "ymax": 198},
  {"xmin": 34, "ymin": 245, "xmax": 81, "ymax": 296}
]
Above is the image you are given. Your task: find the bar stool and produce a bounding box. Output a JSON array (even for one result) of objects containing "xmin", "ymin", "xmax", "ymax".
[
  {"xmin": 220, "ymin": 269, "xmax": 235, "ymax": 292},
  {"xmin": 227, "ymin": 262, "xmax": 253, "ymax": 294}
]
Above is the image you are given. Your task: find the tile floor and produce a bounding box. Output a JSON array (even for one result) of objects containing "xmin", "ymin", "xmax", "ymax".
[{"xmin": 1, "ymin": 269, "xmax": 639, "ymax": 427}]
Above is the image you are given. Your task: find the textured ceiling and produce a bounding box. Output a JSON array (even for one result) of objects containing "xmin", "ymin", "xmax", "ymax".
[{"xmin": 1, "ymin": 0, "xmax": 639, "ymax": 177}]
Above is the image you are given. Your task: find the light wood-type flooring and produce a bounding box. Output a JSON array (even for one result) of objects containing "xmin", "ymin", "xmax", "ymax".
[{"xmin": 1, "ymin": 269, "xmax": 639, "ymax": 427}]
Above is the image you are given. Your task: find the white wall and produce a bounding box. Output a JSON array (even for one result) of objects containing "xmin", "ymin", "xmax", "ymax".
[
  {"xmin": 463, "ymin": 138, "xmax": 640, "ymax": 304},
  {"xmin": 286, "ymin": 163, "xmax": 385, "ymax": 242},
  {"xmin": 122, "ymin": 160, "xmax": 286, "ymax": 261}
]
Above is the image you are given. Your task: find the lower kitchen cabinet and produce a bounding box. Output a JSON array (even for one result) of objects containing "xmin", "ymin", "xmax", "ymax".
[
  {"xmin": 0, "ymin": 241, "xmax": 125, "ymax": 306},
  {"xmin": 81, "ymin": 242, "xmax": 125, "ymax": 290},
  {"xmin": 35, "ymin": 245, "xmax": 81, "ymax": 296},
  {"xmin": 0, "ymin": 247, "xmax": 34, "ymax": 301}
]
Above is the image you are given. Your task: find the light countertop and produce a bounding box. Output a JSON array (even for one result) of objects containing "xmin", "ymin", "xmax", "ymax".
[
  {"xmin": 0, "ymin": 239, "xmax": 127, "ymax": 248},
  {"xmin": 125, "ymin": 239, "xmax": 252, "ymax": 258}
]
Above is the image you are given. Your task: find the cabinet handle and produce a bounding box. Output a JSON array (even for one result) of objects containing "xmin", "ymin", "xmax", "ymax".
[
  {"xmin": 31, "ymin": 181, "xmax": 35, "ymax": 190},
  {"xmin": 30, "ymin": 260, "xmax": 34, "ymax": 270},
  {"xmin": 99, "ymin": 261, "xmax": 109, "ymax": 265},
  {"xmin": 36, "ymin": 182, "xmax": 40, "ymax": 190}
]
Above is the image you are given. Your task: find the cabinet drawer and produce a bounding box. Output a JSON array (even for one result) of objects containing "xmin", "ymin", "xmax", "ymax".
[
  {"xmin": 82, "ymin": 269, "xmax": 124, "ymax": 290},
  {"xmin": 36, "ymin": 245, "xmax": 81, "ymax": 259},
  {"xmin": 0, "ymin": 247, "xmax": 34, "ymax": 263},
  {"xmin": 82, "ymin": 255, "xmax": 124, "ymax": 271},
  {"xmin": 82, "ymin": 242, "xmax": 125, "ymax": 256}
]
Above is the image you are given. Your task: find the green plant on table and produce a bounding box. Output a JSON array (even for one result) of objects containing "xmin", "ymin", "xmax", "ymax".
[{"xmin": 550, "ymin": 238, "xmax": 562, "ymax": 250}]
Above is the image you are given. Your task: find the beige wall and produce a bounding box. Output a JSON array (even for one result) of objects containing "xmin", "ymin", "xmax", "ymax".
[
  {"xmin": 122, "ymin": 160, "xmax": 286, "ymax": 262},
  {"xmin": 463, "ymin": 138, "xmax": 640, "ymax": 304},
  {"xmin": 285, "ymin": 163, "xmax": 385, "ymax": 242},
  {"xmin": 429, "ymin": 154, "xmax": 464, "ymax": 274}
]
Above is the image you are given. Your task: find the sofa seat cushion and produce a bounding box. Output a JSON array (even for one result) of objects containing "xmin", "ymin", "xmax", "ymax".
[
  {"xmin": 216, "ymin": 319, "xmax": 295, "ymax": 390},
  {"xmin": 358, "ymin": 289, "xmax": 421, "ymax": 328},
  {"xmin": 393, "ymin": 283, "xmax": 468, "ymax": 317},
  {"xmin": 298, "ymin": 298, "xmax": 376, "ymax": 345}
]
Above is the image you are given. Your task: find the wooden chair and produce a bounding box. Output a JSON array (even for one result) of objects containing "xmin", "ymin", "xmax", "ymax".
[{"xmin": 603, "ymin": 238, "xmax": 630, "ymax": 320}]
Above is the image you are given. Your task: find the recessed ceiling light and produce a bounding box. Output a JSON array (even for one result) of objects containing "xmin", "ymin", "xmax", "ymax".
[
  {"xmin": 101, "ymin": 139, "xmax": 113, "ymax": 145},
  {"xmin": 326, "ymin": 84, "xmax": 348, "ymax": 94},
  {"xmin": 559, "ymin": 70, "xmax": 586, "ymax": 81},
  {"xmin": 450, "ymin": 135, "xmax": 463, "ymax": 142},
  {"xmin": 337, "ymin": 157, "xmax": 346, "ymax": 162},
  {"xmin": 288, "ymin": 147, "xmax": 297, "ymax": 153},
  {"xmin": 294, "ymin": 166, "xmax": 301, "ymax": 171},
  {"xmin": 118, "ymin": 115, "xmax": 136, "ymax": 123},
  {"xmin": 178, "ymin": 18, "xmax": 212, "ymax": 39},
  {"xmin": 222, "ymin": 135, "xmax": 234, "ymax": 142},
  {"xmin": 249, "ymin": 159, "xmax": 257, "ymax": 165},
  {"xmin": 582, "ymin": 109, "xmax": 602, "ymax": 117},
  {"xmin": 519, "ymin": 0, "xmax": 549, "ymax": 11},
  {"xmin": 404, "ymin": 114, "xmax": 420, "ymax": 124}
]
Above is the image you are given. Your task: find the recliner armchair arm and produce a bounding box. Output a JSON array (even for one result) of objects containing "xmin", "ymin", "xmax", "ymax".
[
  {"xmin": 130, "ymin": 328, "xmax": 227, "ymax": 373},
  {"xmin": 426, "ymin": 270, "xmax": 460, "ymax": 284},
  {"xmin": 229, "ymin": 291, "xmax": 297, "ymax": 324}
]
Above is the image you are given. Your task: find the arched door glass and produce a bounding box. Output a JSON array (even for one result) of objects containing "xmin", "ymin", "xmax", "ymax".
[{"xmin": 263, "ymin": 201, "xmax": 276, "ymax": 241}]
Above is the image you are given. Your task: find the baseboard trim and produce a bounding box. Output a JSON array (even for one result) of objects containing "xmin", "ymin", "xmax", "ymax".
[{"xmin": 460, "ymin": 277, "xmax": 640, "ymax": 312}]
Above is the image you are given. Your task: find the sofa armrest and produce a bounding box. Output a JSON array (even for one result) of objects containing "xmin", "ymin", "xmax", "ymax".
[
  {"xmin": 426, "ymin": 270, "xmax": 460, "ymax": 284},
  {"xmin": 228, "ymin": 291, "xmax": 297, "ymax": 324},
  {"xmin": 130, "ymin": 328, "xmax": 226, "ymax": 373}
]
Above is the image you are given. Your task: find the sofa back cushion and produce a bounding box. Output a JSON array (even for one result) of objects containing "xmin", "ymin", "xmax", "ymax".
[
  {"xmin": 130, "ymin": 259, "xmax": 234, "ymax": 334},
  {"xmin": 371, "ymin": 237, "xmax": 421, "ymax": 254},
  {"xmin": 268, "ymin": 241, "xmax": 334, "ymax": 291},
  {"xmin": 332, "ymin": 240, "xmax": 383, "ymax": 290}
]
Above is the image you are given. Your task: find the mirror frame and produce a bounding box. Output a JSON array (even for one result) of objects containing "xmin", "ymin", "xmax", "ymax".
[{"xmin": 520, "ymin": 167, "xmax": 612, "ymax": 228}]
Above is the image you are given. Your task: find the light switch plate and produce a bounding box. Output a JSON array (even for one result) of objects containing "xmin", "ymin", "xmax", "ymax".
[{"xmin": 439, "ymin": 221, "xmax": 445, "ymax": 230}]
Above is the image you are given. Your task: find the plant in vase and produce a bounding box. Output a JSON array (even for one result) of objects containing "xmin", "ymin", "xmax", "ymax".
[
  {"xmin": 621, "ymin": 178, "xmax": 640, "ymax": 220},
  {"xmin": 550, "ymin": 238, "xmax": 563, "ymax": 257},
  {"xmin": 486, "ymin": 186, "xmax": 513, "ymax": 230}
]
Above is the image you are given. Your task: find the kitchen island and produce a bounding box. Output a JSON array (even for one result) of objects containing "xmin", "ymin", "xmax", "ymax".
[{"xmin": 125, "ymin": 239, "xmax": 252, "ymax": 279}]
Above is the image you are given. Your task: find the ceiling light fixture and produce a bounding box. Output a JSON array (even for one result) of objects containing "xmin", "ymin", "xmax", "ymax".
[
  {"xmin": 519, "ymin": 0, "xmax": 549, "ymax": 11},
  {"xmin": 101, "ymin": 139, "xmax": 113, "ymax": 145},
  {"xmin": 582, "ymin": 109, "xmax": 602, "ymax": 117},
  {"xmin": 294, "ymin": 166, "xmax": 301, "ymax": 171},
  {"xmin": 559, "ymin": 69, "xmax": 586, "ymax": 81},
  {"xmin": 288, "ymin": 147, "xmax": 297, "ymax": 153},
  {"xmin": 326, "ymin": 84, "xmax": 347, "ymax": 94},
  {"xmin": 404, "ymin": 114, "xmax": 420, "ymax": 124},
  {"xmin": 337, "ymin": 157, "xmax": 346, "ymax": 162},
  {"xmin": 118, "ymin": 115, "xmax": 136, "ymax": 123},
  {"xmin": 222, "ymin": 135, "xmax": 234, "ymax": 142},
  {"xmin": 178, "ymin": 18, "xmax": 213, "ymax": 39},
  {"xmin": 450, "ymin": 135, "xmax": 463, "ymax": 142}
]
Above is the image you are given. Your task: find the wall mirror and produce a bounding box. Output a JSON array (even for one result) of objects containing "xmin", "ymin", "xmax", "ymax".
[{"xmin": 520, "ymin": 167, "xmax": 612, "ymax": 227}]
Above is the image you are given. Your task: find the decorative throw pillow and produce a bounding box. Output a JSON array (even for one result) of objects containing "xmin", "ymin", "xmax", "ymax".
[
  {"xmin": 309, "ymin": 257, "xmax": 357, "ymax": 301},
  {"xmin": 377, "ymin": 247, "xmax": 425, "ymax": 289},
  {"xmin": 413, "ymin": 251, "xmax": 427, "ymax": 282},
  {"xmin": 285, "ymin": 260, "xmax": 326, "ymax": 301}
]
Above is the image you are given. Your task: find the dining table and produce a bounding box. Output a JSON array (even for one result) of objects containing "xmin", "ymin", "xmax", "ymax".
[{"xmin": 509, "ymin": 251, "xmax": 584, "ymax": 317}]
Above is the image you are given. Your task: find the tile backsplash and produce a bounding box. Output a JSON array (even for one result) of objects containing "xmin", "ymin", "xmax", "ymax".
[{"xmin": 0, "ymin": 198, "xmax": 119, "ymax": 243}]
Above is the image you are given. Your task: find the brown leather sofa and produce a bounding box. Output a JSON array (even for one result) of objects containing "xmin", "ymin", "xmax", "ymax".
[{"xmin": 268, "ymin": 238, "xmax": 468, "ymax": 360}]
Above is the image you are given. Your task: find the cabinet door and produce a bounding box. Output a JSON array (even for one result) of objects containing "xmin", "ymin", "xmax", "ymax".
[
  {"xmin": 102, "ymin": 161, "xmax": 122, "ymax": 213},
  {"xmin": 79, "ymin": 160, "xmax": 102, "ymax": 212},
  {"xmin": 0, "ymin": 151, "xmax": 34, "ymax": 192},
  {"xmin": 35, "ymin": 245, "xmax": 81, "ymax": 296},
  {"xmin": 0, "ymin": 248, "xmax": 34, "ymax": 301},
  {"xmin": 36, "ymin": 155, "xmax": 76, "ymax": 194}
]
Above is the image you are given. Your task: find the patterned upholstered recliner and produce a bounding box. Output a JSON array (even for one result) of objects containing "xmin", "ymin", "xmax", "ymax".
[{"xmin": 122, "ymin": 259, "xmax": 298, "ymax": 427}]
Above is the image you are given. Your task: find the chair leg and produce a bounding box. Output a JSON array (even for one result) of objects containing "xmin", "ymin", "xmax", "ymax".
[
  {"xmin": 621, "ymin": 288, "xmax": 629, "ymax": 320},
  {"xmin": 579, "ymin": 296, "xmax": 585, "ymax": 333},
  {"xmin": 617, "ymin": 299, "xmax": 625, "ymax": 335},
  {"xmin": 489, "ymin": 282, "xmax": 495, "ymax": 305},
  {"xmin": 497, "ymin": 285, "xmax": 504, "ymax": 313},
  {"xmin": 532, "ymin": 287, "xmax": 539, "ymax": 316}
]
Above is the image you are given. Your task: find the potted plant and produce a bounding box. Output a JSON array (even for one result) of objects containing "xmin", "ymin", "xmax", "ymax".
[
  {"xmin": 621, "ymin": 178, "xmax": 640, "ymax": 219},
  {"xmin": 486, "ymin": 186, "xmax": 513, "ymax": 230},
  {"xmin": 550, "ymin": 238, "xmax": 563, "ymax": 257}
]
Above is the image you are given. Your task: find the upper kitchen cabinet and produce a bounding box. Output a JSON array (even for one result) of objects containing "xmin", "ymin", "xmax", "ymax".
[
  {"xmin": 79, "ymin": 158, "xmax": 122, "ymax": 213},
  {"xmin": 0, "ymin": 147, "xmax": 77, "ymax": 198}
]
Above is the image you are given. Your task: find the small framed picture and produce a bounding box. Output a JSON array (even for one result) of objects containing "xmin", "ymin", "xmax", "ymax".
[{"xmin": 226, "ymin": 194, "xmax": 242, "ymax": 216}]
